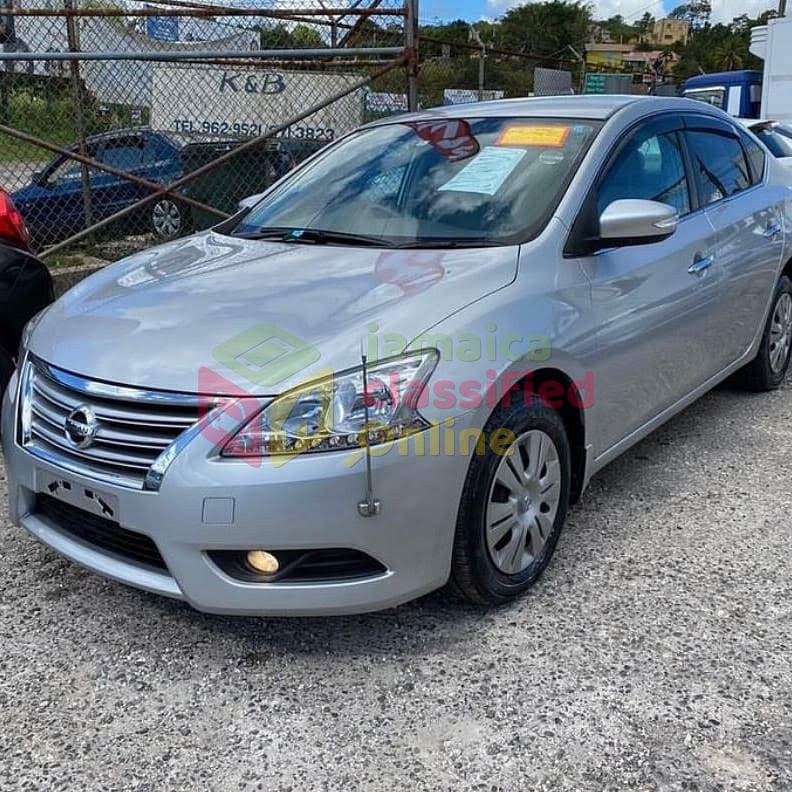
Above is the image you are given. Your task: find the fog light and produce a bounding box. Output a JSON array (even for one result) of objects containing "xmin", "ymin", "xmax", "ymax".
[{"xmin": 246, "ymin": 550, "xmax": 279, "ymax": 575}]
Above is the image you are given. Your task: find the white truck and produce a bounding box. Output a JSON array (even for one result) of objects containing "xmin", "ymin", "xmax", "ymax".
[
  {"xmin": 750, "ymin": 13, "xmax": 792, "ymax": 123},
  {"xmin": 680, "ymin": 14, "xmax": 792, "ymax": 123}
]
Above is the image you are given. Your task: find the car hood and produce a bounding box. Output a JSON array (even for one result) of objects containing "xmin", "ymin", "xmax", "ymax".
[{"xmin": 31, "ymin": 231, "xmax": 519, "ymax": 393}]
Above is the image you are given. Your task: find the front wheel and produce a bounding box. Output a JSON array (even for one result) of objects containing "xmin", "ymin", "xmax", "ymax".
[
  {"xmin": 150, "ymin": 198, "xmax": 189, "ymax": 240},
  {"xmin": 737, "ymin": 274, "xmax": 792, "ymax": 391},
  {"xmin": 449, "ymin": 398, "xmax": 571, "ymax": 605}
]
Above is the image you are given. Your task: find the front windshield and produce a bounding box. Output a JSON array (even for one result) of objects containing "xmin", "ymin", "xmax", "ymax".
[
  {"xmin": 228, "ymin": 116, "xmax": 602, "ymax": 247},
  {"xmin": 753, "ymin": 123, "xmax": 792, "ymax": 158}
]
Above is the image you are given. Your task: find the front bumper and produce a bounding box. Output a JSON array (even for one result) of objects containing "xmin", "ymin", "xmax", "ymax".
[{"xmin": 2, "ymin": 375, "xmax": 473, "ymax": 616}]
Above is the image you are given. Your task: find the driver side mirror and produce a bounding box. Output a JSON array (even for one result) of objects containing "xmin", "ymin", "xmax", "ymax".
[{"xmin": 596, "ymin": 199, "xmax": 678, "ymax": 249}]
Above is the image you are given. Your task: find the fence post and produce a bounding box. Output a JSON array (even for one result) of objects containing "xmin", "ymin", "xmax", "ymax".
[
  {"xmin": 0, "ymin": 7, "xmax": 16, "ymax": 125},
  {"xmin": 64, "ymin": 0, "xmax": 93, "ymax": 238},
  {"xmin": 405, "ymin": 0, "xmax": 418, "ymax": 111}
]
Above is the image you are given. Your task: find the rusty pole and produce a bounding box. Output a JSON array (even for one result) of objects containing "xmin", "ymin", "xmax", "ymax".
[
  {"xmin": 63, "ymin": 0, "xmax": 93, "ymax": 238},
  {"xmin": 405, "ymin": 0, "xmax": 418, "ymax": 111}
]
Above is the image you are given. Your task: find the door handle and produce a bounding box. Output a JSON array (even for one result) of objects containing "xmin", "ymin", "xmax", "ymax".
[
  {"xmin": 688, "ymin": 254, "xmax": 714, "ymax": 275},
  {"xmin": 764, "ymin": 222, "xmax": 783, "ymax": 239}
]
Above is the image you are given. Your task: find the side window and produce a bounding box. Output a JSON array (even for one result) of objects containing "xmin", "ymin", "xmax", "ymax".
[
  {"xmin": 99, "ymin": 139, "xmax": 145, "ymax": 171},
  {"xmin": 684, "ymin": 130, "xmax": 751, "ymax": 205},
  {"xmin": 141, "ymin": 136, "xmax": 162, "ymax": 165},
  {"xmin": 47, "ymin": 147, "xmax": 99, "ymax": 185},
  {"xmin": 597, "ymin": 130, "xmax": 690, "ymax": 216},
  {"xmin": 739, "ymin": 129, "xmax": 766, "ymax": 185}
]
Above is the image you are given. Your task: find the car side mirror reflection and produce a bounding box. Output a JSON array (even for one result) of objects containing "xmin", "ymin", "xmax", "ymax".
[{"xmin": 597, "ymin": 199, "xmax": 678, "ymax": 249}]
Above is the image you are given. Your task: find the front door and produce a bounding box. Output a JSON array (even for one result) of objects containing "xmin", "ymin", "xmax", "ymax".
[{"xmin": 575, "ymin": 117, "xmax": 722, "ymax": 457}]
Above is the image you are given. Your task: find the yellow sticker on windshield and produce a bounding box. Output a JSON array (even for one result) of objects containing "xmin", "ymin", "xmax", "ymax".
[{"xmin": 498, "ymin": 125, "xmax": 571, "ymax": 147}]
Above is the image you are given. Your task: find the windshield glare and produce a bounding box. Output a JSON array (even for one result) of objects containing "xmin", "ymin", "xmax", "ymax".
[{"xmin": 229, "ymin": 117, "xmax": 602, "ymax": 247}]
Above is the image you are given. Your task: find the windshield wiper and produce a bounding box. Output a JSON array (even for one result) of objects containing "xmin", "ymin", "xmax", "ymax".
[
  {"xmin": 395, "ymin": 238, "xmax": 504, "ymax": 249},
  {"xmin": 236, "ymin": 227, "xmax": 397, "ymax": 248}
]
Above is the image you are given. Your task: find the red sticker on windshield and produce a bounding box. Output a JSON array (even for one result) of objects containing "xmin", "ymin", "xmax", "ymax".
[{"xmin": 406, "ymin": 120, "xmax": 480, "ymax": 162}]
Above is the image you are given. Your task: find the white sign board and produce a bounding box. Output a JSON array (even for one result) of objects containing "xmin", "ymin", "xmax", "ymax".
[
  {"xmin": 151, "ymin": 64, "xmax": 364, "ymax": 143},
  {"xmin": 443, "ymin": 88, "xmax": 505, "ymax": 105},
  {"xmin": 365, "ymin": 91, "xmax": 409, "ymax": 114}
]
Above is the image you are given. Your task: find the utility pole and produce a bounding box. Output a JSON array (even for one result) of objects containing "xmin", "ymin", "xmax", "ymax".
[
  {"xmin": 469, "ymin": 25, "xmax": 485, "ymax": 101},
  {"xmin": 568, "ymin": 45, "xmax": 586, "ymax": 94},
  {"xmin": 780, "ymin": 0, "xmax": 787, "ymax": 18}
]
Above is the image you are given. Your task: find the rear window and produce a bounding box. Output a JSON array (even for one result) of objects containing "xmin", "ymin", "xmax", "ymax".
[
  {"xmin": 739, "ymin": 129, "xmax": 767, "ymax": 183},
  {"xmin": 685, "ymin": 130, "xmax": 751, "ymax": 205}
]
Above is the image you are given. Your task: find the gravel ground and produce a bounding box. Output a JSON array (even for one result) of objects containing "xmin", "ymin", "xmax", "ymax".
[{"xmin": 1, "ymin": 380, "xmax": 792, "ymax": 791}]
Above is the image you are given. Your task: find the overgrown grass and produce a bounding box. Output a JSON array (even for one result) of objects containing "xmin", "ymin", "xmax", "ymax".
[
  {"xmin": 0, "ymin": 84, "xmax": 142, "ymax": 163},
  {"xmin": 0, "ymin": 90, "xmax": 79, "ymax": 162}
]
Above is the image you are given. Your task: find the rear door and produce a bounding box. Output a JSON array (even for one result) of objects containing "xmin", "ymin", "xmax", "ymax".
[
  {"xmin": 573, "ymin": 114, "xmax": 723, "ymax": 456},
  {"xmin": 681, "ymin": 115, "xmax": 783, "ymax": 368}
]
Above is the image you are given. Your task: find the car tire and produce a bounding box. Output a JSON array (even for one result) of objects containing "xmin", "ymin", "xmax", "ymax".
[
  {"xmin": 737, "ymin": 274, "xmax": 792, "ymax": 391},
  {"xmin": 0, "ymin": 344, "xmax": 14, "ymax": 411},
  {"xmin": 150, "ymin": 198, "xmax": 189, "ymax": 240},
  {"xmin": 448, "ymin": 396, "xmax": 571, "ymax": 606}
]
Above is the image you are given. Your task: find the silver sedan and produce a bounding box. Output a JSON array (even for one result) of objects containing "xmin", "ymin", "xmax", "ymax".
[{"xmin": 3, "ymin": 95, "xmax": 792, "ymax": 614}]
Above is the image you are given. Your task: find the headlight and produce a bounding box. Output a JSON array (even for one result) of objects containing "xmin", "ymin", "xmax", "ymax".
[{"xmin": 220, "ymin": 350, "xmax": 438, "ymax": 460}]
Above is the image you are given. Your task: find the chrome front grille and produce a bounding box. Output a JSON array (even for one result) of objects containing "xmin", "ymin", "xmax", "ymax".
[{"xmin": 20, "ymin": 357, "xmax": 199, "ymax": 489}]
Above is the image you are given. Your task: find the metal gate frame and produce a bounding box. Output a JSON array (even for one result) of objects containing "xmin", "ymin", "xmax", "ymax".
[{"xmin": 0, "ymin": 0, "xmax": 418, "ymax": 256}]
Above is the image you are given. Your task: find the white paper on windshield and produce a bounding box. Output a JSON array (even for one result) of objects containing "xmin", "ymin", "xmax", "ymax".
[{"xmin": 438, "ymin": 146, "xmax": 527, "ymax": 196}]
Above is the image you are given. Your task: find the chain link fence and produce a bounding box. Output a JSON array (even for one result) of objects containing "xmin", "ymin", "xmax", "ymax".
[
  {"xmin": 416, "ymin": 37, "xmax": 581, "ymax": 110},
  {"xmin": 0, "ymin": 4, "xmax": 658, "ymax": 262},
  {"xmin": 0, "ymin": 0, "xmax": 416, "ymax": 257}
]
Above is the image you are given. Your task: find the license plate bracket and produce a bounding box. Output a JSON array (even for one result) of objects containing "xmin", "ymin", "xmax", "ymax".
[{"xmin": 35, "ymin": 470, "xmax": 119, "ymax": 522}]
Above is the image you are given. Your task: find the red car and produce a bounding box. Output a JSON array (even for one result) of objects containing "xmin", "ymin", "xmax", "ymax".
[{"xmin": 0, "ymin": 187, "xmax": 53, "ymax": 404}]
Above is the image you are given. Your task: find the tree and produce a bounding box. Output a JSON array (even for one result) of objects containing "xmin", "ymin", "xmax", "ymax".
[
  {"xmin": 291, "ymin": 24, "xmax": 325, "ymax": 48},
  {"xmin": 635, "ymin": 12, "xmax": 655, "ymax": 40},
  {"xmin": 500, "ymin": 1, "xmax": 591, "ymax": 57},
  {"xmin": 258, "ymin": 23, "xmax": 294, "ymax": 48},
  {"xmin": 672, "ymin": 16, "xmax": 764, "ymax": 80},
  {"xmin": 669, "ymin": 2, "xmax": 712, "ymax": 30},
  {"xmin": 604, "ymin": 14, "xmax": 635, "ymax": 43},
  {"xmin": 714, "ymin": 37, "xmax": 744, "ymax": 70}
]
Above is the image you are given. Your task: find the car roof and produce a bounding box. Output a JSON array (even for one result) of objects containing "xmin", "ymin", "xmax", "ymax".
[
  {"xmin": 83, "ymin": 126, "xmax": 154, "ymax": 142},
  {"xmin": 366, "ymin": 95, "xmax": 732, "ymax": 126}
]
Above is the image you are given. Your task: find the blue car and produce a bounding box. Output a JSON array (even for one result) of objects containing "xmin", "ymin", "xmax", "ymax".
[{"xmin": 12, "ymin": 128, "xmax": 186, "ymax": 247}]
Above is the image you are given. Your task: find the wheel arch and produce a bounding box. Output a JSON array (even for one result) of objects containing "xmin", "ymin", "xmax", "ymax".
[
  {"xmin": 782, "ymin": 256, "xmax": 792, "ymax": 282},
  {"xmin": 498, "ymin": 366, "xmax": 588, "ymax": 505}
]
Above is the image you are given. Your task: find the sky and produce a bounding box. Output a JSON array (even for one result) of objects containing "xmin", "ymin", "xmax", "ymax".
[{"xmin": 419, "ymin": 0, "xmax": 780, "ymax": 26}]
